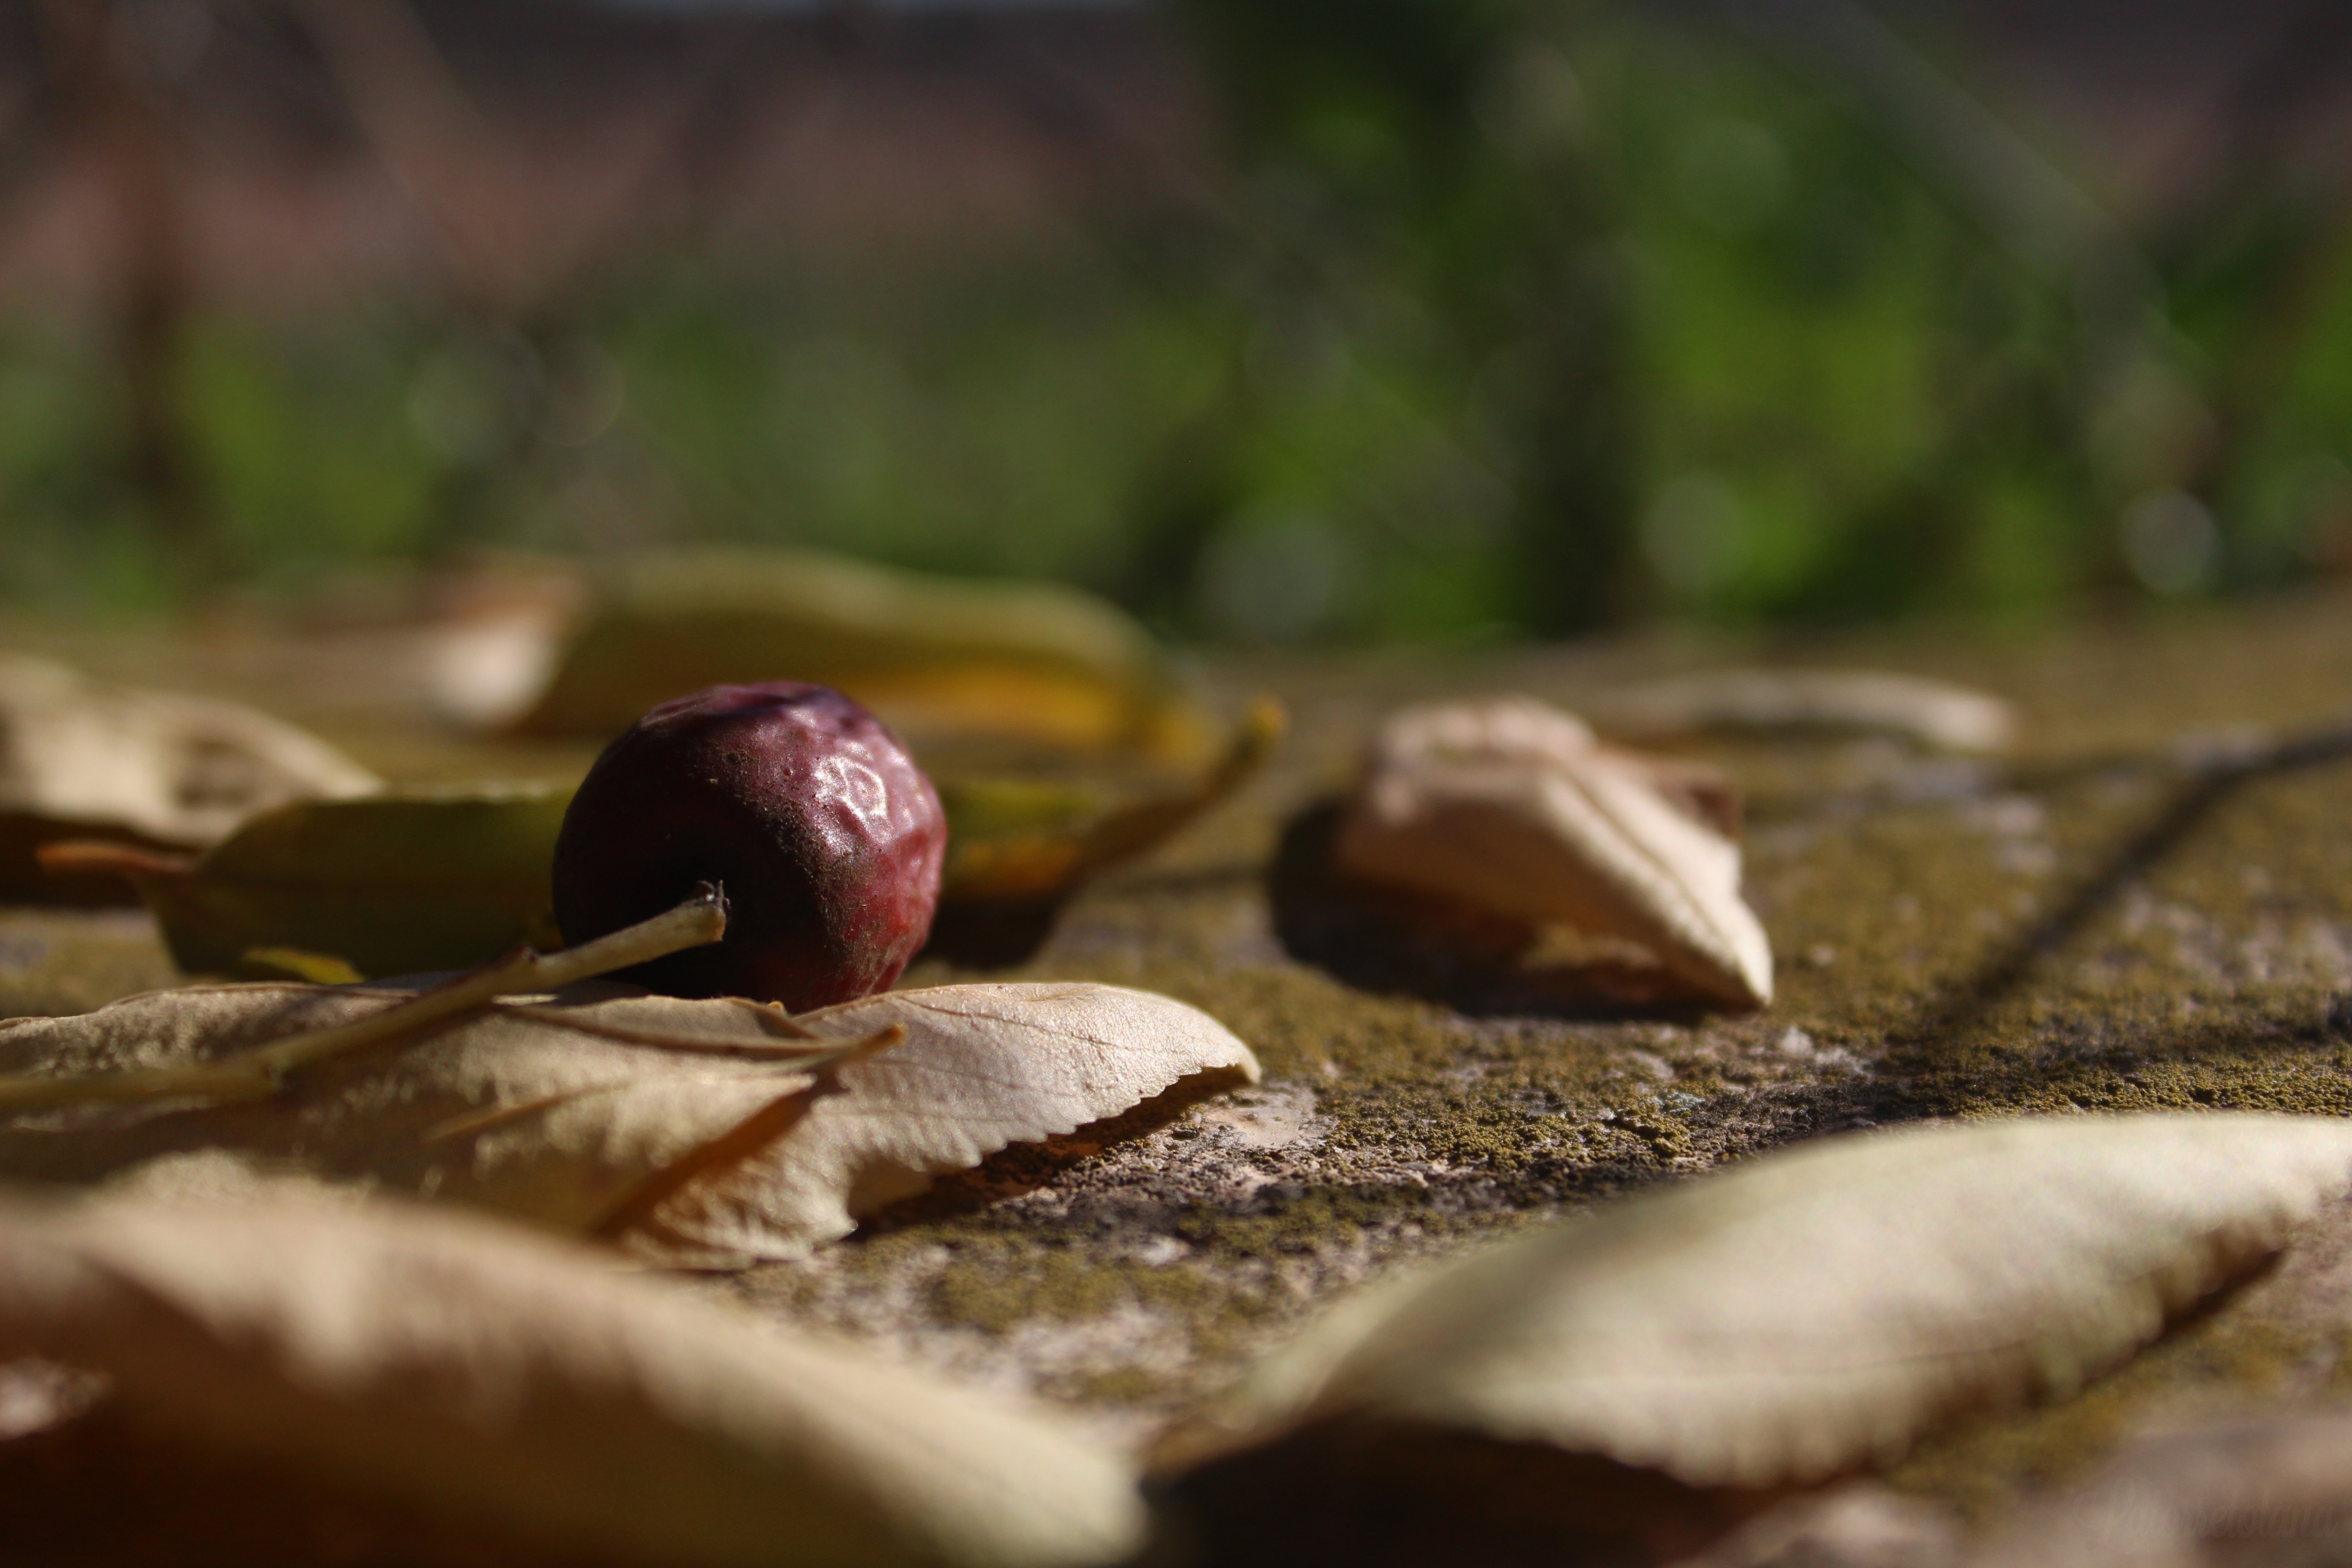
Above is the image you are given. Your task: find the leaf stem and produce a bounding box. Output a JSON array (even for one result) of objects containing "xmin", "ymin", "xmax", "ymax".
[{"xmin": 0, "ymin": 886, "xmax": 730, "ymax": 1114}]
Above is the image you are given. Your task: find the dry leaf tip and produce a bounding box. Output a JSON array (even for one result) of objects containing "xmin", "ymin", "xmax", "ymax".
[{"xmin": 1338, "ymin": 694, "xmax": 1773, "ymax": 1009}]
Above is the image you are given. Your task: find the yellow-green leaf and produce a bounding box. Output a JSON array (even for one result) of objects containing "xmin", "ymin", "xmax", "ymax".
[
  {"xmin": 54, "ymin": 690, "xmax": 1277, "ymax": 980},
  {"xmin": 508, "ymin": 549, "xmax": 1218, "ymax": 765},
  {"xmin": 64, "ymin": 701, "xmax": 1279, "ymax": 978}
]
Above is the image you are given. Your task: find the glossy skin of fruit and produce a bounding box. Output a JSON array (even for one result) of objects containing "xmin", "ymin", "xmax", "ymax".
[{"xmin": 552, "ymin": 682, "xmax": 946, "ymax": 1008}]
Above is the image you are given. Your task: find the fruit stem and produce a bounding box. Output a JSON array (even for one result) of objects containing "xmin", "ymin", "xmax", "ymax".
[{"xmin": 0, "ymin": 885, "xmax": 730, "ymax": 1114}]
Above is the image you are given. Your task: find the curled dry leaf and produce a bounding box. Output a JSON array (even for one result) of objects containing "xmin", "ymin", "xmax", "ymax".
[
  {"xmin": 1589, "ymin": 668, "xmax": 2019, "ymax": 753},
  {"xmin": 506, "ymin": 548, "xmax": 1218, "ymax": 765},
  {"xmin": 0, "ymin": 1179, "xmax": 1148, "ymax": 1568},
  {"xmin": 1333, "ymin": 695, "xmax": 1771, "ymax": 1010},
  {"xmin": 0, "ymin": 652, "xmax": 378, "ymax": 902},
  {"xmin": 1217, "ymin": 1115, "xmax": 2352, "ymax": 1491},
  {"xmin": 0, "ymin": 978, "xmax": 1259, "ymax": 1266},
  {"xmin": 43, "ymin": 784, "xmax": 572, "ymax": 980}
]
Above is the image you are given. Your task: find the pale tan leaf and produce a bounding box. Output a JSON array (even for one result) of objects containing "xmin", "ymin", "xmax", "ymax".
[
  {"xmin": 0, "ymin": 1178, "xmax": 1147, "ymax": 1568},
  {"xmin": 0, "ymin": 653, "xmax": 381, "ymax": 904},
  {"xmin": 0, "ymin": 652, "xmax": 379, "ymax": 848},
  {"xmin": 1225, "ymin": 1115, "xmax": 2352, "ymax": 1490},
  {"xmin": 1333, "ymin": 695, "xmax": 1772, "ymax": 1009},
  {"xmin": 0, "ymin": 980, "xmax": 1258, "ymax": 1266},
  {"xmin": 625, "ymin": 981, "xmax": 1263, "ymax": 1265},
  {"xmin": 510, "ymin": 548, "xmax": 1216, "ymax": 765},
  {"xmin": 1590, "ymin": 668, "xmax": 2020, "ymax": 753}
]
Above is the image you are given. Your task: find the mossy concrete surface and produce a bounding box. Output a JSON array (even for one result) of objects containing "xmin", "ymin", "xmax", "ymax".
[{"xmin": 4, "ymin": 590, "xmax": 2352, "ymax": 1544}]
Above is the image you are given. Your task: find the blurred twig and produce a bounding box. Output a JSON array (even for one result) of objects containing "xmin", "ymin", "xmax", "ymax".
[
  {"xmin": 289, "ymin": 0, "xmax": 784, "ymax": 559},
  {"xmin": 296, "ymin": 0, "xmax": 774, "ymax": 323},
  {"xmin": 1901, "ymin": 712, "xmax": 2352, "ymax": 1052},
  {"xmin": 41, "ymin": 0, "xmax": 208, "ymax": 575},
  {"xmin": 1714, "ymin": 0, "xmax": 2156, "ymax": 349},
  {"xmin": 2182, "ymin": 0, "xmax": 2352, "ymax": 507},
  {"xmin": 1689, "ymin": 0, "xmax": 2171, "ymax": 609},
  {"xmin": 293, "ymin": 0, "xmax": 532, "ymax": 316}
]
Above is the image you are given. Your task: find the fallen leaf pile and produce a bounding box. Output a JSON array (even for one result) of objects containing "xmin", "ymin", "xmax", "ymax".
[
  {"xmin": 0, "ymin": 1177, "xmax": 1148, "ymax": 1568},
  {"xmin": 1333, "ymin": 694, "xmax": 1772, "ymax": 1010},
  {"xmin": 0, "ymin": 653, "xmax": 379, "ymax": 902},
  {"xmin": 30, "ymin": 618, "xmax": 2352, "ymax": 1567},
  {"xmin": 0, "ymin": 970, "xmax": 1258, "ymax": 1267},
  {"xmin": 44, "ymin": 701, "xmax": 1280, "ymax": 980}
]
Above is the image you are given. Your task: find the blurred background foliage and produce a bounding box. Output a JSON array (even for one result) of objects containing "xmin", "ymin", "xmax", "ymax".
[{"xmin": 5, "ymin": 0, "xmax": 2352, "ymax": 642}]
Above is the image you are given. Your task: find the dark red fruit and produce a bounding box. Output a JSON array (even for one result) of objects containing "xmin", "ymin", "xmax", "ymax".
[{"xmin": 552, "ymin": 681, "xmax": 946, "ymax": 1009}]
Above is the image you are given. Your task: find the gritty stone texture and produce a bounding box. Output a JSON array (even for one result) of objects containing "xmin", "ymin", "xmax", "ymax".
[{"xmin": 4, "ymin": 591, "xmax": 2352, "ymax": 1559}]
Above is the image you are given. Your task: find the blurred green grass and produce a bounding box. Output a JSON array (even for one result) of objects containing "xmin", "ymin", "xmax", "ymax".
[{"xmin": 8, "ymin": 2, "xmax": 2352, "ymax": 643}]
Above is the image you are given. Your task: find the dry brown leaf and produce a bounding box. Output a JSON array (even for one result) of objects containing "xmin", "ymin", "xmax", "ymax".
[
  {"xmin": 1333, "ymin": 695, "xmax": 1772, "ymax": 1009},
  {"xmin": 1589, "ymin": 668, "xmax": 2019, "ymax": 753},
  {"xmin": 1218, "ymin": 1115, "xmax": 2352, "ymax": 1491},
  {"xmin": 0, "ymin": 1177, "xmax": 1148, "ymax": 1568},
  {"xmin": 0, "ymin": 653, "xmax": 380, "ymax": 846},
  {"xmin": 0, "ymin": 980, "xmax": 1259, "ymax": 1266},
  {"xmin": 0, "ymin": 653, "xmax": 379, "ymax": 901}
]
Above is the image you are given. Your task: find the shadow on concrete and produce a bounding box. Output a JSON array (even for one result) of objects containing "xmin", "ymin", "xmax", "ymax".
[
  {"xmin": 1265, "ymin": 799, "xmax": 1713, "ymax": 1024},
  {"xmin": 1152, "ymin": 1418, "xmax": 1779, "ymax": 1568},
  {"xmin": 849, "ymin": 1069, "xmax": 1255, "ymax": 1238},
  {"xmin": 917, "ymin": 895, "xmax": 1064, "ymax": 969},
  {"xmin": 1902, "ymin": 719, "xmax": 2352, "ymax": 1051}
]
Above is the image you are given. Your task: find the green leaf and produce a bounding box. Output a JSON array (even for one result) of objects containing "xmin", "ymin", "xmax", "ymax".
[{"xmin": 46, "ymin": 785, "xmax": 570, "ymax": 979}]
